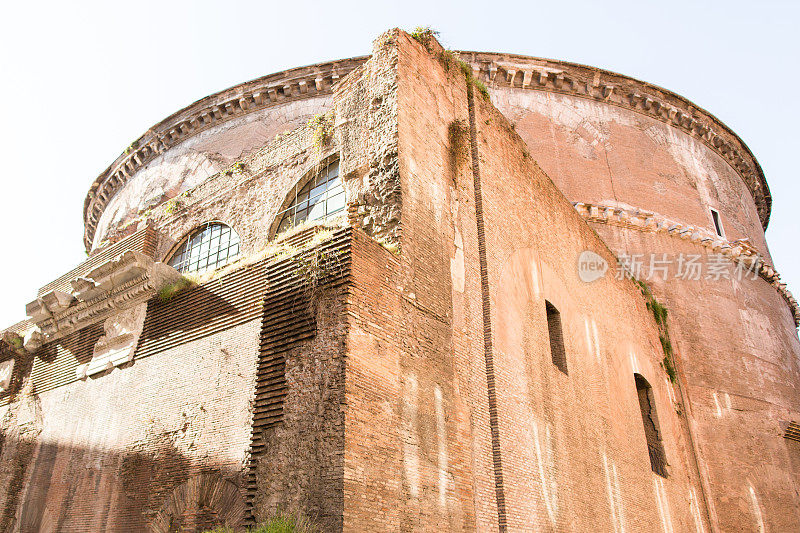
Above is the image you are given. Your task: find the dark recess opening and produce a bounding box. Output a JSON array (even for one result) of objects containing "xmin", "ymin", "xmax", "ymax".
[
  {"xmin": 711, "ymin": 208, "xmax": 724, "ymax": 237},
  {"xmin": 545, "ymin": 301, "xmax": 567, "ymax": 374},
  {"xmin": 635, "ymin": 374, "xmax": 668, "ymax": 477}
]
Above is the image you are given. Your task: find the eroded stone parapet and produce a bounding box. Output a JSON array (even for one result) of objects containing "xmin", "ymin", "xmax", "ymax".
[
  {"xmin": 22, "ymin": 328, "xmax": 44, "ymax": 353},
  {"xmin": 71, "ymin": 250, "xmax": 161, "ymax": 301},
  {"xmin": 574, "ymin": 201, "xmax": 800, "ymax": 327},
  {"xmin": 25, "ymin": 290, "xmax": 75, "ymax": 323}
]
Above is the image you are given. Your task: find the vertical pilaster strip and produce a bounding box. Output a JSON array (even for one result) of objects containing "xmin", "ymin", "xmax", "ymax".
[{"xmin": 466, "ymin": 83, "xmax": 508, "ymax": 532}]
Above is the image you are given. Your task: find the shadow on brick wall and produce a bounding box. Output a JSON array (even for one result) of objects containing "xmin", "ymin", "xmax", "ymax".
[{"xmin": 0, "ymin": 428, "xmax": 246, "ymax": 532}]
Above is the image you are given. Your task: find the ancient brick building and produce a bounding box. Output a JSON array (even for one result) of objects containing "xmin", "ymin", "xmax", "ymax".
[{"xmin": 1, "ymin": 29, "xmax": 798, "ymax": 532}]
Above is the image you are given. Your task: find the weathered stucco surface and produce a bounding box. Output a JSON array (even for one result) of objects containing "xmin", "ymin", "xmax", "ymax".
[
  {"xmin": 592, "ymin": 225, "xmax": 800, "ymax": 532},
  {"xmin": 482, "ymin": 64, "xmax": 800, "ymax": 532},
  {"xmin": 491, "ymin": 88, "xmax": 770, "ymax": 260},
  {"xmin": 94, "ymin": 97, "xmax": 331, "ymax": 249}
]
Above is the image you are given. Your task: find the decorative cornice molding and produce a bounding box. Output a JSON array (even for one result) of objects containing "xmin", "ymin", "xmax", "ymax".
[
  {"xmin": 83, "ymin": 52, "xmax": 771, "ymax": 252},
  {"xmin": 26, "ymin": 251, "xmax": 182, "ymax": 342},
  {"xmin": 75, "ymin": 302, "xmax": 148, "ymax": 380},
  {"xmin": 573, "ymin": 201, "xmax": 798, "ymax": 327},
  {"xmin": 457, "ymin": 52, "xmax": 771, "ymax": 231}
]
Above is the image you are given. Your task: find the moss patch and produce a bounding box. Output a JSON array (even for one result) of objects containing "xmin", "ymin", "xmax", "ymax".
[
  {"xmin": 158, "ymin": 276, "xmax": 195, "ymax": 303},
  {"xmin": 1, "ymin": 331, "xmax": 25, "ymax": 356}
]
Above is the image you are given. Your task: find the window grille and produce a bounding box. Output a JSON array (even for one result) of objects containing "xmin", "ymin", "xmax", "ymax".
[
  {"xmin": 167, "ymin": 222, "xmax": 240, "ymax": 274},
  {"xmin": 275, "ymin": 160, "xmax": 344, "ymax": 235},
  {"xmin": 545, "ymin": 301, "xmax": 567, "ymax": 374},
  {"xmin": 784, "ymin": 421, "xmax": 800, "ymax": 442}
]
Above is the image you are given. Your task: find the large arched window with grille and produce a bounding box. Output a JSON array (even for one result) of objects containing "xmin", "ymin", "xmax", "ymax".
[
  {"xmin": 275, "ymin": 160, "xmax": 344, "ymax": 236},
  {"xmin": 167, "ymin": 222, "xmax": 240, "ymax": 274}
]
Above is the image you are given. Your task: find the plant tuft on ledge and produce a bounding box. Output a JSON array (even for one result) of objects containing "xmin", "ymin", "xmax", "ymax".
[
  {"xmin": 408, "ymin": 27, "xmax": 490, "ymax": 101},
  {"xmin": 158, "ymin": 276, "xmax": 195, "ymax": 303},
  {"xmin": 409, "ymin": 26, "xmax": 439, "ymax": 51},
  {"xmin": 310, "ymin": 114, "xmax": 334, "ymax": 148},
  {"xmin": 202, "ymin": 511, "xmax": 316, "ymax": 533}
]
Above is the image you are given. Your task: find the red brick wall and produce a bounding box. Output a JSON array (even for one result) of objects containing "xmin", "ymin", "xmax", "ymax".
[
  {"xmin": 484, "ymin": 37, "xmax": 800, "ymax": 533},
  {"xmin": 593, "ymin": 225, "xmax": 800, "ymax": 532},
  {"xmin": 338, "ymin": 31, "xmax": 710, "ymax": 532},
  {"xmin": 250, "ymin": 287, "xmax": 347, "ymax": 531}
]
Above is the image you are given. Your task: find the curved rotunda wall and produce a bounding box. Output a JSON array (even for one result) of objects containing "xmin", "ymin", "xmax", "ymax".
[
  {"xmin": 92, "ymin": 96, "xmax": 331, "ymax": 249},
  {"xmin": 84, "ymin": 57, "xmax": 368, "ymax": 251},
  {"xmin": 491, "ymin": 87, "xmax": 771, "ymax": 260},
  {"xmin": 87, "ymin": 52, "xmax": 770, "ymax": 262},
  {"xmin": 68, "ymin": 40, "xmax": 798, "ymax": 531}
]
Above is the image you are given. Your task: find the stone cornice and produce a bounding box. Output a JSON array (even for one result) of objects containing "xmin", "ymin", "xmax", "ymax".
[
  {"xmin": 457, "ymin": 52, "xmax": 771, "ymax": 231},
  {"xmin": 83, "ymin": 51, "xmax": 771, "ymax": 251},
  {"xmin": 26, "ymin": 251, "xmax": 182, "ymax": 343},
  {"xmin": 573, "ymin": 202, "xmax": 798, "ymax": 327},
  {"xmin": 82, "ymin": 57, "xmax": 369, "ymax": 251}
]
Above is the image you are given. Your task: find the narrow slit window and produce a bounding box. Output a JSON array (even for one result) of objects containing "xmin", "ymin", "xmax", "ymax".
[
  {"xmin": 635, "ymin": 374, "xmax": 668, "ymax": 477},
  {"xmin": 545, "ymin": 301, "xmax": 567, "ymax": 374},
  {"xmin": 710, "ymin": 208, "xmax": 724, "ymax": 238}
]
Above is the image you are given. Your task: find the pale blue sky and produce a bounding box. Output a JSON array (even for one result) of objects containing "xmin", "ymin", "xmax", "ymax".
[{"xmin": 0, "ymin": 0, "xmax": 797, "ymax": 328}]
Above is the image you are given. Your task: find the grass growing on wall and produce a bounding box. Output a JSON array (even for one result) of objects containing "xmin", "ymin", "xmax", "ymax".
[
  {"xmin": 409, "ymin": 26, "xmax": 439, "ymax": 49},
  {"xmin": 202, "ymin": 511, "xmax": 316, "ymax": 533},
  {"xmin": 157, "ymin": 276, "xmax": 195, "ymax": 303},
  {"xmin": 635, "ymin": 279, "xmax": 678, "ymax": 383},
  {"xmin": 409, "ymin": 27, "xmax": 491, "ymax": 101},
  {"xmin": 456, "ymin": 58, "xmax": 490, "ymax": 100}
]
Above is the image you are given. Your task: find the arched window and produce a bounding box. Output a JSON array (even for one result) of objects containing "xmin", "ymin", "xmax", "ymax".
[
  {"xmin": 634, "ymin": 374, "xmax": 668, "ymax": 477},
  {"xmin": 275, "ymin": 160, "xmax": 344, "ymax": 235},
  {"xmin": 167, "ymin": 222, "xmax": 240, "ymax": 274}
]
